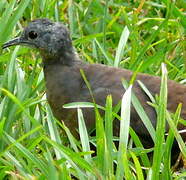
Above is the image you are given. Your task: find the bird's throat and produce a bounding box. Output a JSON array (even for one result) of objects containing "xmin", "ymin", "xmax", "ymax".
[{"xmin": 41, "ymin": 49, "xmax": 77, "ymax": 67}]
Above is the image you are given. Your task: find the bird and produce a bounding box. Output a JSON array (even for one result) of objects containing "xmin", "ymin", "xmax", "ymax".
[{"xmin": 2, "ymin": 18, "xmax": 186, "ymax": 146}]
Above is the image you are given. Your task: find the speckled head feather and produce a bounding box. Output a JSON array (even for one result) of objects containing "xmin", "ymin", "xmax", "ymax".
[{"xmin": 3, "ymin": 18, "xmax": 75, "ymax": 64}]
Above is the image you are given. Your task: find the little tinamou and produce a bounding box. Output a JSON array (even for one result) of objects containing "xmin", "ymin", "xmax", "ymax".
[{"xmin": 3, "ymin": 18, "xmax": 186, "ymax": 145}]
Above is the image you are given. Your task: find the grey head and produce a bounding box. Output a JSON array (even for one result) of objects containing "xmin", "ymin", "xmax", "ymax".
[{"xmin": 3, "ymin": 18, "xmax": 75, "ymax": 64}]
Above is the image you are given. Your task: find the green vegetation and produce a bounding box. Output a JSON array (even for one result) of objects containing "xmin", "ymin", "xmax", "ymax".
[{"xmin": 0, "ymin": 0, "xmax": 186, "ymax": 179}]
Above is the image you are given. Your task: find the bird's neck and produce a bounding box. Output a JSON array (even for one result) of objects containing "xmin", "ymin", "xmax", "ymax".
[{"xmin": 41, "ymin": 50, "xmax": 79, "ymax": 66}]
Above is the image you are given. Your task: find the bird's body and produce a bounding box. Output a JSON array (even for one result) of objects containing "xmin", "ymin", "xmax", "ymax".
[
  {"xmin": 3, "ymin": 18, "xmax": 186, "ymax": 145},
  {"xmin": 44, "ymin": 56, "xmax": 186, "ymax": 141}
]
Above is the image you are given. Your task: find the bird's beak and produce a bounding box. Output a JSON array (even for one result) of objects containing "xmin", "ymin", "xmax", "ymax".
[{"xmin": 2, "ymin": 37, "xmax": 21, "ymax": 49}]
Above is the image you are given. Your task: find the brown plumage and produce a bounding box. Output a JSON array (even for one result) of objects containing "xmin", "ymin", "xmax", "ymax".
[{"xmin": 3, "ymin": 18, "xmax": 186, "ymax": 145}]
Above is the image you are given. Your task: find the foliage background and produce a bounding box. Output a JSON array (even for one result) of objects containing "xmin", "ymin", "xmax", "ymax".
[{"xmin": 0, "ymin": 0, "xmax": 186, "ymax": 179}]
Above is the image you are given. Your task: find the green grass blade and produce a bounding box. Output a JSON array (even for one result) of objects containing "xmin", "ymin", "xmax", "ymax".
[
  {"xmin": 104, "ymin": 95, "xmax": 114, "ymax": 176},
  {"xmin": 114, "ymin": 26, "xmax": 130, "ymax": 67},
  {"xmin": 43, "ymin": 136, "xmax": 98, "ymax": 177},
  {"xmin": 77, "ymin": 108, "xmax": 91, "ymax": 162},
  {"xmin": 0, "ymin": 0, "xmax": 31, "ymax": 43},
  {"xmin": 162, "ymin": 104, "xmax": 182, "ymax": 179},
  {"xmin": 131, "ymin": 19, "xmax": 168, "ymax": 70},
  {"xmin": 116, "ymin": 85, "xmax": 132, "ymax": 180},
  {"xmin": 46, "ymin": 104, "xmax": 62, "ymax": 160},
  {"xmin": 152, "ymin": 64, "xmax": 167, "ymax": 179},
  {"xmin": 130, "ymin": 151, "xmax": 144, "ymax": 180},
  {"xmin": 123, "ymin": 80, "xmax": 156, "ymax": 142},
  {"xmin": 4, "ymin": 132, "xmax": 48, "ymax": 176}
]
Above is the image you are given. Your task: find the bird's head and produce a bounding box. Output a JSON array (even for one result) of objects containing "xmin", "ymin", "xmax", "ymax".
[{"xmin": 3, "ymin": 18, "xmax": 74, "ymax": 63}]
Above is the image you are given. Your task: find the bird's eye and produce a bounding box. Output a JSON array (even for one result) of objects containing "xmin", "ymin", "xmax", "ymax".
[{"xmin": 28, "ymin": 31, "xmax": 38, "ymax": 39}]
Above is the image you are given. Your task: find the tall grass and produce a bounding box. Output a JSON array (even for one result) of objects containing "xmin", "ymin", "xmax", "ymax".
[{"xmin": 0, "ymin": 0, "xmax": 186, "ymax": 179}]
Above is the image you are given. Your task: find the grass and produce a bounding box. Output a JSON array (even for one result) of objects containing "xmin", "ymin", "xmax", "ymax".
[{"xmin": 0, "ymin": 0, "xmax": 186, "ymax": 179}]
